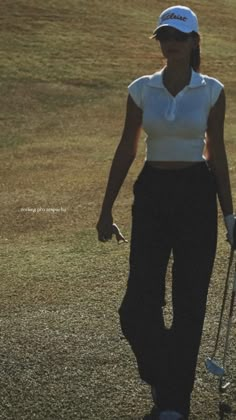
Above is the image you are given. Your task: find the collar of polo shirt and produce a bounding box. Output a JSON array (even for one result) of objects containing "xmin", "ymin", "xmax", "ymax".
[{"xmin": 148, "ymin": 67, "xmax": 206, "ymax": 89}]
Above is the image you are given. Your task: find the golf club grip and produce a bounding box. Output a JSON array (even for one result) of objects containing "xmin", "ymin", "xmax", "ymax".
[
  {"xmin": 229, "ymin": 290, "xmax": 235, "ymax": 317},
  {"xmin": 230, "ymin": 263, "xmax": 236, "ymax": 317},
  {"xmin": 234, "ymin": 219, "xmax": 236, "ymax": 250}
]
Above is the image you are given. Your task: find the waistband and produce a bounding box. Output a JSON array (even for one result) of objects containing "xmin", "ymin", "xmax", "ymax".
[
  {"xmin": 135, "ymin": 161, "xmax": 216, "ymax": 198},
  {"xmin": 144, "ymin": 161, "xmax": 210, "ymax": 175}
]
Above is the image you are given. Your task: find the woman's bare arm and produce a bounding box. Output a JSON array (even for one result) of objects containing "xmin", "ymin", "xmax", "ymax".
[
  {"xmin": 205, "ymin": 89, "xmax": 233, "ymax": 216},
  {"xmin": 96, "ymin": 95, "xmax": 142, "ymax": 241}
]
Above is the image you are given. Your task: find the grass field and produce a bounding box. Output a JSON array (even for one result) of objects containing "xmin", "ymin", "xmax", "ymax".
[{"xmin": 0, "ymin": 0, "xmax": 236, "ymax": 419}]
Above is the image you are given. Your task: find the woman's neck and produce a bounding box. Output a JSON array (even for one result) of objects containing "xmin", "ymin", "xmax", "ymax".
[{"xmin": 163, "ymin": 63, "xmax": 192, "ymax": 97}]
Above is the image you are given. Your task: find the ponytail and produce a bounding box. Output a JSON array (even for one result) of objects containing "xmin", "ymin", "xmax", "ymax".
[{"xmin": 190, "ymin": 32, "xmax": 201, "ymax": 72}]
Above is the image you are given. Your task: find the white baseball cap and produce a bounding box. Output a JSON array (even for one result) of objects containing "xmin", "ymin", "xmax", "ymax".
[{"xmin": 152, "ymin": 5, "xmax": 199, "ymax": 37}]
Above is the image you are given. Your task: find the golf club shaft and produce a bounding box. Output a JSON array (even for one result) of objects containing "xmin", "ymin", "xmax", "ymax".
[
  {"xmin": 221, "ymin": 260, "xmax": 236, "ymax": 371},
  {"xmin": 211, "ymin": 248, "xmax": 234, "ymax": 358}
]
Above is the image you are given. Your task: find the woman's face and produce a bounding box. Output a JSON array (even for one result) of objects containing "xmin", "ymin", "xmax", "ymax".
[{"xmin": 156, "ymin": 27, "xmax": 198, "ymax": 62}]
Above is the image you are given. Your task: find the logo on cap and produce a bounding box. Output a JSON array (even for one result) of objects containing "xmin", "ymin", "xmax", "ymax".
[{"xmin": 162, "ymin": 12, "xmax": 187, "ymax": 23}]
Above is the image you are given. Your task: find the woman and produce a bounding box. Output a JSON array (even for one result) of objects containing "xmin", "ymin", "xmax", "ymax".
[{"xmin": 96, "ymin": 5, "xmax": 235, "ymax": 420}]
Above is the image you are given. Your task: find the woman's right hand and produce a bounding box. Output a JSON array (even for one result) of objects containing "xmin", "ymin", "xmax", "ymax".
[
  {"xmin": 96, "ymin": 211, "xmax": 114, "ymax": 242},
  {"xmin": 96, "ymin": 213, "xmax": 128, "ymax": 244}
]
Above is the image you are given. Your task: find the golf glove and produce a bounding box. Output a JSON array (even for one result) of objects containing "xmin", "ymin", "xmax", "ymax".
[
  {"xmin": 224, "ymin": 214, "xmax": 236, "ymax": 248},
  {"xmin": 112, "ymin": 224, "xmax": 128, "ymax": 244}
]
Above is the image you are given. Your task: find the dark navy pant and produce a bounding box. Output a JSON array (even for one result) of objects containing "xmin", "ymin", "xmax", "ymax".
[{"xmin": 119, "ymin": 162, "xmax": 217, "ymax": 417}]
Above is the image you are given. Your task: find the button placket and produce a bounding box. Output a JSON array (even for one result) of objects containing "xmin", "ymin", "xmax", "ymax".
[
  {"xmin": 165, "ymin": 97, "xmax": 176, "ymax": 121},
  {"xmin": 164, "ymin": 88, "xmax": 187, "ymax": 121}
]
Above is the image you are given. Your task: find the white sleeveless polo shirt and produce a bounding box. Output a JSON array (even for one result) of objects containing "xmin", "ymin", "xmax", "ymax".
[{"xmin": 128, "ymin": 68, "xmax": 224, "ymax": 161}]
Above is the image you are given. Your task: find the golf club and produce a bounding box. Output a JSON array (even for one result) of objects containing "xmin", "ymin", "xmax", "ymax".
[
  {"xmin": 218, "ymin": 259, "xmax": 236, "ymax": 392},
  {"xmin": 205, "ymin": 221, "xmax": 236, "ymax": 391},
  {"xmin": 205, "ymin": 248, "xmax": 234, "ymax": 378}
]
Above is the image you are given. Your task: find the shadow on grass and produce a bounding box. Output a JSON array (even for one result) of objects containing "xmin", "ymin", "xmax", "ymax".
[{"xmin": 219, "ymin": 401, "xmax": 234, "ymax": 419}]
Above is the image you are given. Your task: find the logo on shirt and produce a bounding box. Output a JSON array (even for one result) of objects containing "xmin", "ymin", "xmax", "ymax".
[{"xmin": 161, "ymin": 13, "xmax": 187, "ymax": 23}]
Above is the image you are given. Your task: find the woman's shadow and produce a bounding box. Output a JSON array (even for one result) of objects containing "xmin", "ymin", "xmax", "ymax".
[{"xmin": 142, "ymin": 402, "xmax": 234, "ymax": 419}]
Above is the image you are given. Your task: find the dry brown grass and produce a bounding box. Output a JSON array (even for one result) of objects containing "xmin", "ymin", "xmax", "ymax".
[{"xmin": 0, "ymin": 0, "xmax": 236, "ymax": 419}]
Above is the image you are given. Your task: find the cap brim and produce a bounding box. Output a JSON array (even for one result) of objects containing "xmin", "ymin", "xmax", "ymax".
[{"xmin": 151, "ymin": 23, "xmax": 193, "ymax": 39}]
